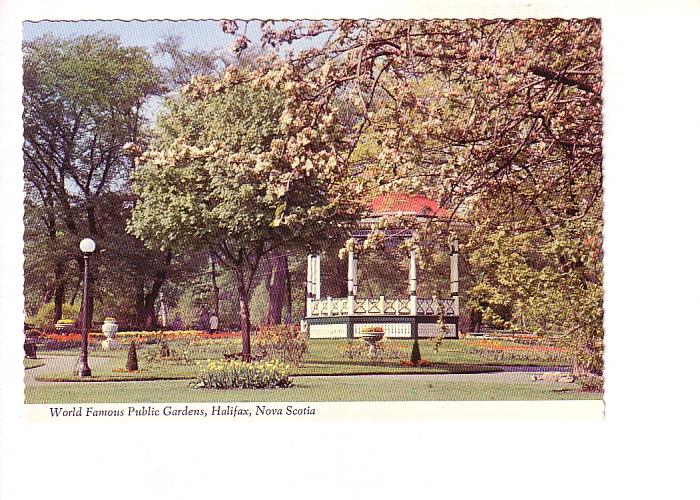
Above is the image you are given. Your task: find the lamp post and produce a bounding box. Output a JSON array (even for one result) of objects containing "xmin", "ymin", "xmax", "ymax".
[{"xmin": 77, "ymin": 238, "xmax": 95, "ymax": 377}]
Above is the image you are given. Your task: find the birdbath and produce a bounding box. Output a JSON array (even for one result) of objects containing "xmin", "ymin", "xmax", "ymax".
[{"xmin": 357, "ymin": 327, "xmax": 385, "ymax": 357}]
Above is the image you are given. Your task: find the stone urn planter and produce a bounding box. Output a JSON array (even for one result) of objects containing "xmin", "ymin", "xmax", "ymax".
[
  {"xmin": 54, "ymin": 320, "xmax": 75, "ymax": 334},
  {"xmin": 101, "ymin": 317, "xmax": 119, "ymax": 350},
  {"xmin": 356, "ymin": 327, "xmax": 385, "ymax": 357}
]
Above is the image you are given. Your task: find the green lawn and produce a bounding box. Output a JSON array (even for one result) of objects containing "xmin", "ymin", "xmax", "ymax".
[
  {"xmin": 23, "ymin": 358, "xmax": 45, "ymax": 370},
  {"xmin": 25, "ymin": 376, "xmax": 601, "ymax": 403},
  {"xmin": 36, "ymin": 339, "xmax": 570, "ymax": 382},
  {"xmin": 28, "ymin": 339, "xmax": 601, "ymax": 403}
]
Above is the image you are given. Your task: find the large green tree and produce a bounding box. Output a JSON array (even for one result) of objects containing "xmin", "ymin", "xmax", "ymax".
[
  {"xmin": 23, "ymin": 34, "xmax": 165, "ymax": 328},
  {"xmin": 129, "ymin": 80, "xmax": 361, "ymax": 359}
]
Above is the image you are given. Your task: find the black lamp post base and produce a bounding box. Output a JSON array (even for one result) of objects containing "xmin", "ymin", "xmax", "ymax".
[{"xmin": 77, "ymin": 361, "xmax": 92, "ymax": 377}]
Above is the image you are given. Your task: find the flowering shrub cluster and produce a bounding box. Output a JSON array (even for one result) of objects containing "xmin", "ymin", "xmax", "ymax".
[
  {"xmin": 576, "ymin": 374, "xmax": 604, "ymax": 392},
  {"xmin": 143, "ymin": 341, "xmax": 191, "ymax": 365},
  {"xmin": 190, "ymin": 359, "xmax": 292, "ymax": 390},
  {"xmin": 338, "ymin": 340, "xmax": 406, "ymax": 360},
  {"xmin": 252, "ymin": 325, "xmax": 308, "ymax": 365}
]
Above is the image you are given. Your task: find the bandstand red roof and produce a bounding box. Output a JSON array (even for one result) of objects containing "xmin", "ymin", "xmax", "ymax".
[{"xmin": 369, "ymin": 193, "xmax": 451, "ymax": 218}]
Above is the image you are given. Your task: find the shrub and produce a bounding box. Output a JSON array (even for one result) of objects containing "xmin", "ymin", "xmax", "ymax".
[
  {"xmin": 338, "ymin": 340, "xmax": 403, "ymax": 360},
  {"xmin": 190, "ymin": 359, "xmax": 292, "ymax": 389},
  {"xmin": 143, "ymin": 340, "xmax": 191, "ymax": 365},
  {"xmin": 410, "ymin": 339, "xmax": 422, "ymax": 364},
  {"xmin": 126, "ymin": 341, "xmax": 139, "ymax": 371},
  {"xmin": 577, "ymin": 374, "xmax": 604, "ymax": 392},
  {"xmin": 252, "ymin": 325, "xmax": 308, "ymax": 365},
  {"xmin": 339, "ymin": 339, "xmax": 365, "ymax": 359},
  {"xmin": 377, "ymin": 342, "xmax": 404, "ymax": 360},
  {"xmin": 31, "ymin": 302, "xmax": 80, "ymax": 330}
]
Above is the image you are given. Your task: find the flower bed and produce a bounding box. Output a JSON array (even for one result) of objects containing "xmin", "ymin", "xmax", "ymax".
[
  {"xmin": 190, "ymin": 359, "xmax": 292, "ymax": 390},
  {"xmin": 461, "ymin": 338, "xmax": 572, "ymax": 364},
  {"xmin": 115, "ymin": 330, "xmax": 241, "ymax": 339}
]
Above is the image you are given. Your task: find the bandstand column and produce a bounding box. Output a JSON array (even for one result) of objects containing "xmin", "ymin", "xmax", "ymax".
[
  {"xmin": 409, "ymin": 248, "xmax": 418, "ymax": 315},
  {"xmin": 352, "ymin": 255, "xmax": 358, "ymax": 296},
  {"xmin": 306, "ymin": 255, "xmax": 314, "ymax": 314},
  {"xmin": 314, "ymin": 254, "xmax": 321, "ymax": 300},
  {"xmin": 450, "ymin": 240, "xmax": 460, "ymax": 314},
  {"xmin": 347, "ymin": 248, "xmax": 355, "ymax": 314}
]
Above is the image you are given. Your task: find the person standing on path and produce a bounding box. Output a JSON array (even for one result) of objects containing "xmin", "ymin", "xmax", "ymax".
[{"xmin": 208, "ymin": 314, "xmax": 219, "ymax": 335}]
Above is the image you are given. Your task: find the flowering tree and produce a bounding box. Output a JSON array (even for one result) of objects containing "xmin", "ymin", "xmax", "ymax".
[
  {"xmin": 213, "ymin": 19, "xmax": 603, "ymax": 372},
  {"xmin": 128, "ymin": 80, "xmax": 361, "ymax": 359}
]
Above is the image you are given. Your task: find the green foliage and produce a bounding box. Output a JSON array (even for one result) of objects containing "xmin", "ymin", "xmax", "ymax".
[
  {"xmin": 252, "ymin": 325, "xmax": 308, "ymax": 365},
  {"xmin": 143, "ymin": 340, "xmax": 191, "ymax": 366},
  {"xmin": 190, "ymin": 359, "xmax": 292, "ymax": 389},
  {"xmin": 126, "ymin": 342, "xmax": 139, "ymax": 371},
  {"xmin": 339, "ymin": 340, "xmax": 365, "ymax": 360},
  {"xmin": 23, "ymin": 34, "xmax": 168, "ymax": 331},
  {"xmin": 129, "ymin": 81, "xmax": 359, "ymax": 257},
  {"xmin": 32, "ymin": 302, "xmax": 80, "ymax": 330},
  {"xmin": 576, "ymin": 374, "xmax": 604, "ymax": 393},
  {"xmin": 339, "ymin": 340, "xmax": 404, "ymax": 361}
]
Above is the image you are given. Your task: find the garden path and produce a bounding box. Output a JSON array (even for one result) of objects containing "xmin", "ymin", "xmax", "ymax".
[
  {"xmin": 24, "ymin": 355, "xmax": 570, "ymax": 387},
  {"xmin": 24, "ymin": 355, "xmax": 112, "ymax": 386}
]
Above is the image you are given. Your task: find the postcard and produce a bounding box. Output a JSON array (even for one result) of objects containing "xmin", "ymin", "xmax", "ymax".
[
  {"xmin": 10, "ymin": 3, "xmax": 699, "ymax": 498},
  {"xmin": 19, "ymin": 18, "xmax": 604, "ymax": 414}
]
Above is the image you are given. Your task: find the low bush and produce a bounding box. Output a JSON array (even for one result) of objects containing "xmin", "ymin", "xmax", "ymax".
[
  {"xmin": 577, "ymin": 374, "xmax": 604, "ymax": 392},
  {"xmin": 252, "ymin": 325, "xmax": 308, "ymax": 365},
  {"xmin": 190, "ymin": 359, "xmax": 292, "ymax": 389},
  {"xmin": 339, "ymin": 340, "xmax": 405, "ymax": 360},
  {"xmin": 31, "ymin": 302, "xmax": 80, "ymax": 331},
  {"xmin": 143, "ymin": 340, "xmax": 191, "ymax": 365},
  {"xmin": 338, "ymin": 340, "xmax": 365, "ymax": 359}
]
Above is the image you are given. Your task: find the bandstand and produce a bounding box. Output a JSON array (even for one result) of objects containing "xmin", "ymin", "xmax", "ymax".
[{"xmin": 303, "ymin": 194, "xmax": 460, "ymax": 339}]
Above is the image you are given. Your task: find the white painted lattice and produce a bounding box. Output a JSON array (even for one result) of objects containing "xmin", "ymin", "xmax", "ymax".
[{"xmin": 353, "ymin": 323, "xmax": 412, "ymax": 338}]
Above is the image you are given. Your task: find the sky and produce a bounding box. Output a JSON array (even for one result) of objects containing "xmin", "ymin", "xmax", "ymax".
[
  {"xmin": 21, "ymin": 20, "xmax": 274, "ymax": 122},
  {"xmin": 22, "ymin": 20, "xmax": 241, "ymax": 54}
]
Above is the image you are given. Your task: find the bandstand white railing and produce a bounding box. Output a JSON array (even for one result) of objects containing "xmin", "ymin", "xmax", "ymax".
[{"xmin": 307, "ymin": 296, "xmax": 457, "ymax": 318}]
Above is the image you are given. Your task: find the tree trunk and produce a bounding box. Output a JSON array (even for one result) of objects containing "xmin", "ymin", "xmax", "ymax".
[
  {"xmin": 210, "ymin": 252, "xmax": 220, "ymax": 318},
  {"xmin": 235, "ymin": 270, "xmax": 252, "ymax": 362},
  {"xmin": 264, "ymin": 248, "xmax": 286, "ymax": 325},
  {"xmin": 284, "ymin": 255, "xmax": 293, "ymax": 324},
  {"xmin": 143, "ymin": 292, "xmax": 158, "ymax": 330},
  {"xmin": 136, "ymin": 252, "xmax": 172, "ymax": 330},
  {"xmin": 464, "ymin": 307, "xmax": 483, "ymax": 334},
  {"xmin": 52, "ymin": 261, "xmax": 65, "ymax": 324},
  {"xmin": 135, "ymin": 280, "xmax": 146, "ymax": 329}
]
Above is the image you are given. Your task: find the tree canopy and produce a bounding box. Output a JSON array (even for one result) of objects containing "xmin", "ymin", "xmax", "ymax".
[
  {"xmin": 129, "ymin": 79, "xmax": 362, "ymax": 358},
  {"xmin": 23, "ymin": 34, "xmax": 166, "ymax": 327}
]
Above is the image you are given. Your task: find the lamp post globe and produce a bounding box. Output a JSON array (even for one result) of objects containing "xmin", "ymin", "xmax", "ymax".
[
  {"xmin": 80, "ymin": 238, "xmax": 96, "ymax": 254},
  {"xmin": 77, "ymin": 238, "xmax": 96, "ymax": 377}
]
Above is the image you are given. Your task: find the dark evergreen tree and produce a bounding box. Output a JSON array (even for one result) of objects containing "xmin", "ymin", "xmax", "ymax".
[
  {"xmin": 126, "ymin": 341, "xmax": 139, "ymax": 371},
  {"xmin": 410, "ymin": 339, "xmax": 421, "ymax": 364}
]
